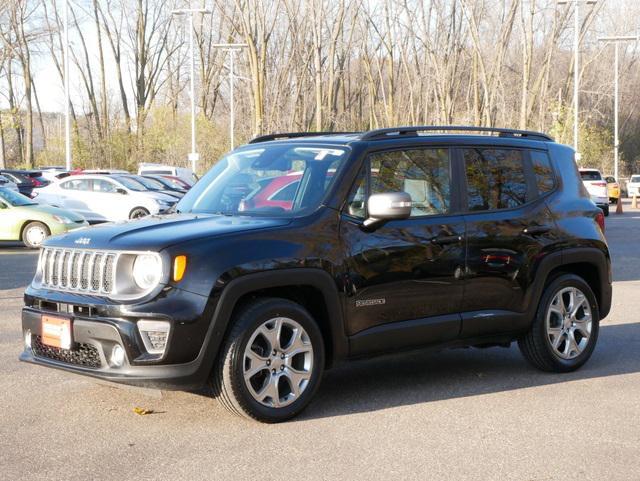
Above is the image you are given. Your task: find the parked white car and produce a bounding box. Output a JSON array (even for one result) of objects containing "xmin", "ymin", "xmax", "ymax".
[
  {"xmin": 0, "ymin": 174, "xmax": 19, "ymax": 193},
  {"xmin": 35, "ymin": 174, "xmax": 175, "ymax": 222},
  {"xmin": 579, "ymin": 168, "xmax": 609, "ymax": 216},
  {"xmin": 627, "ymin": 175, "xmax": 640, "ymax": 197},
  {"xmin": 138, "ymin": 163, "xmax": 197, "ymax": 185}
]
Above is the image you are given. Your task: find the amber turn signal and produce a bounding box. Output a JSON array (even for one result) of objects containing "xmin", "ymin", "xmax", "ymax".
[{"xmin": 173, "ymin": 255, "xmax": 187, "ymax": 282}]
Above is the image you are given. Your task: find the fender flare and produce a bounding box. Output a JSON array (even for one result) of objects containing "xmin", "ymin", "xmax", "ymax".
[{"xmin": 202, "ymin": 268, "xmax": 348, "ymax": 371}]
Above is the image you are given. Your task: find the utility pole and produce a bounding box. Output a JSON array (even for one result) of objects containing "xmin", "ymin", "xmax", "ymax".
[
  {"xmin": 172, "ymin": 6, "xmax": 211, "ymax": 174},
  {"xmin": 598, "ymin": 35, "xmax": 638, "ymax": 181},
  {"xmin": 212, "ymin": 43, "xmax": 248, "ymax": 150},
  {"xmin": 557, "ymin": 0, "xmax": 597, "ymax": 159},
  {"xmin": 63, "ymin": 0, "xmax": 71, "ymax": 171}
]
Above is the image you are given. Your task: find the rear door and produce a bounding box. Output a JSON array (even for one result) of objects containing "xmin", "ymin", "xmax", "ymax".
[
  {"xmin": 460, "ymin": 146, "xmax": 558, "ymax": 336},
  {"xmin": 58, "ymin": 178, "xmax": 94, "ymax": 219},
  {"xmin": 340, "ymin": 146, "xmax": 465, "ymax": 354}
]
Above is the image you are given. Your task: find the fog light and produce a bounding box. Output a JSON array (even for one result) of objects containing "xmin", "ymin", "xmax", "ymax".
[
  {"xmin": 138, "ymin": 320, "xmax": 170, "ymax": 355},
  {"xmin": 24, "ymin": 330, "xmax": 31, "ymax": 349},
  {"xmin": 111, "ymin": 345, "xmax": 125, "ymax": 367}
]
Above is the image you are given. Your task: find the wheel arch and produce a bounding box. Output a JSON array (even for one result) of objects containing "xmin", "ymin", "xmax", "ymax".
[
  {"xmin": 532, "ymin": 247, "xmax": 612, "ymax": 322},
  {"xmin": 206, "ymin": 269, "xmax": 348, "ymax": 372}
]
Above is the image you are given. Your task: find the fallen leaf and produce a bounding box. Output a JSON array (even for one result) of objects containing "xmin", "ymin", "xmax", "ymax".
[{"xmin": 133, "ymin": 407, "xmax": 154, "ymax": 415}]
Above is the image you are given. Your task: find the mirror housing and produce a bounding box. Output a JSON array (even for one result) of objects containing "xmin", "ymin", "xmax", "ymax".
[
  {"xmin": 363, "ymin": 192, "xmax": 412, "ymax": 229},
  {"xmin": 116, "ymin": 188, "xmax": 127, "ymax": 195}
]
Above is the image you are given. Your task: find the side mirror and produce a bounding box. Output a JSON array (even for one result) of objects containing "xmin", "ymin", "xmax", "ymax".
[
  {"xmin": 0, "ymin": 202, "xmax": 7, "ymax": 210},
  {"xmin": 363, "ymin": 192, "xmax": 412, "ymax": 230},
  {"xmin": 116, "ymin": 188, "xmax": 127, "ymax": 195}
]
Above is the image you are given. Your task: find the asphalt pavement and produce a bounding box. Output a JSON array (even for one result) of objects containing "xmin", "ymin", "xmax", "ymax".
[{"xmin": 1, "ymin": 203, "xmax": 639, "ymax": 480}]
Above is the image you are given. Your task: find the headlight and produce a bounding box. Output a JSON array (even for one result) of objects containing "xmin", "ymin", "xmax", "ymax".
[
  {"xmin": 132, "ymin": 254, "xmax": 162, "ymax": 290},
  {"xmin": 52, "ymin": 214, "xmax": 73, "ymax": 224}
]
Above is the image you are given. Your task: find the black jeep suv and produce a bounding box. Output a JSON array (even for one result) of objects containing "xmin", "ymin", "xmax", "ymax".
[{"xmin": 20, "ymin": 126, "xmax": 611, "ymax": 422}]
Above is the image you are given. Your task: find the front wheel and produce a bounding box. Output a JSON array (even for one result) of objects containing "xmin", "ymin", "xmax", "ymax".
[
  {"xmin": 22, "ymin": 221, "xmax": 50, "ymax": 248},
  {"xmin": 518, "ymin": 274, "xmax": 599, "ymax": 372},
  {"xmin": 129, "ymin": 207, "xmax": 150, "ymax": 219},
  {"xmin": 212, "ymin": 298, "xmax": 325, "ymax": 423}
]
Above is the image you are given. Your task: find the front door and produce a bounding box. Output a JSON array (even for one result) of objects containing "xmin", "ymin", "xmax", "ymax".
[{"xmin": 340, "ymin": 146, "xmax": 465, "ymax": 355}]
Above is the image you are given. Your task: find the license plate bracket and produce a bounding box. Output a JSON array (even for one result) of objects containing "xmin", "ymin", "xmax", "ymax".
[{"xmin": 41, "ymin": 315, "xmax": 73, "ymax": 350}]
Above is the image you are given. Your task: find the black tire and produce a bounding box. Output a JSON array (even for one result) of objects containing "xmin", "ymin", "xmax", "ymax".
[
  {"xmin": 21, "ymin": 221, "xmax": 50, "ymax": 248},
  {"xmin": 518, "ymin": 274, "xmax": 599, "ymax": 373},
  {"xmin": 129, "ymin": 207, "xmax": 150, "ymax": 219},
  {"xmin": 611, "ymin": 198, "xmax": 618, "ymax": 205},
  {"xmin": 212, "ymin": 297, "xmax": 325, "ymax": 423},
  {"xmin": 603, "ymin": 205, "xmax": 609, "ymax": 216}
]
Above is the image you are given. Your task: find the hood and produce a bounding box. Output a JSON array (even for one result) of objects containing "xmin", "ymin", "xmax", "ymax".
[
  {"xmin": 22, "ymin": 204, "xmax": 86, "ymax": 222},
  {"xmin": 43, "ymin": 213, "xmax": 292, "ymax": 251}
]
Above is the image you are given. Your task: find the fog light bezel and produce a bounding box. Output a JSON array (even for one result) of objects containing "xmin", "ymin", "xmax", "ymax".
[
  {"xmin": 137, "ymin": 320, "xmax": 170, "ymax": 355},
  {"xmin": 24, "ymin": 329, "xmax": 32, "ymax": 349}
]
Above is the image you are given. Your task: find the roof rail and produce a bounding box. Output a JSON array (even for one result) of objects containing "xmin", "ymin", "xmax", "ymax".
[
  {"xmin": 360, "ymin": 126, "xmax": 554, "ymax": 142},
  {"xmin": 248, "ymin": 131, "xmax": 358, "ymax": 144}
]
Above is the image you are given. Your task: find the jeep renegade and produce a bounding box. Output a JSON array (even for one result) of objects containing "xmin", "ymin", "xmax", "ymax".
[{"xmin": 20, "ymin": 126, "xmax": 612, "ymax": 422}]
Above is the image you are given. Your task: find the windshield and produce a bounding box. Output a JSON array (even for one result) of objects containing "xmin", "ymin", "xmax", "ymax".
[
  {"xmin": 580, "ymin": 171, "xmax": 601, "ymax": 181},
  {"xmin": 177, "ymin": 144, "xmax": 349, "ymax": 217},
  {"xmin": 113, "ymin": 176, "xmax": 145, "ymax": 191},
  {"xmin": 0, "ymin": 187, "xmax": 37, "ymax": 206},
  {"xmin": 129, "ymin": 176, "xmax": 163, "ymax": 190}
]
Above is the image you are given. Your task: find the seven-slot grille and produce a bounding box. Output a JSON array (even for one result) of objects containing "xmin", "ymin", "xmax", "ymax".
[{"xmin": 39, "ymin": 247, "xmax": 118, "ymax": 295}]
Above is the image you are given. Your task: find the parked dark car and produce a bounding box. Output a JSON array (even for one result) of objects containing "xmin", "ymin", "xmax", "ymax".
[
  {"xmin": 142, "ymin": 174, "xmax": 189, "ymax": 195},
  {"xmin": 20, "ymin": 126, "xmax": 611, "ymax": 423},
  {"xmin": 118, "ymin": 174, "xmax": 184, "ymax": 200},
  {"xmin": 0, "ymin": 170, "xmax": 36, "ymax": 196}
]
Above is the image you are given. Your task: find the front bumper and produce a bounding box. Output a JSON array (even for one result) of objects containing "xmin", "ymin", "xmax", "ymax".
[{"xmin": 19, "ymin": 287, "xmax": 217, "ymax": 389}]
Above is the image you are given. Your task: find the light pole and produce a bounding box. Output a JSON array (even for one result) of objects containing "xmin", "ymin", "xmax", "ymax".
[
  {"xmin": 63, "ymin": 0, "xmax": 71, "ymax": 171},
  {"xmin": 212, "ymin": 43, "xmax": 248, "ymax": 150},
  {"xmin": 598, "ymin": 35, "xmax": 637, "ymax": 181},
  {"xmin": 172, "ymin": 7, "xmax": 211, "ymax": 174},
  {"xmin": 558, "ymin": 0, "xmax": 597, "ymax": 158}
]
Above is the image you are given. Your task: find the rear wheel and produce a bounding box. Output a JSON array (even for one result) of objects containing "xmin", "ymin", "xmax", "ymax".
[
  {"xmin": 518, "ymin": 274, "xmax": 599, "ymax": 372},
  {"xmin": 129, "ymin": 207, "xmax": 149, "ymax": 219},
  {"xmin": 212, "ymin": 298, "xmax": 325, "ymax": 423},
  {"xmin": 22, "ymin": 221, "xmax": 50, "ymax": 248}
]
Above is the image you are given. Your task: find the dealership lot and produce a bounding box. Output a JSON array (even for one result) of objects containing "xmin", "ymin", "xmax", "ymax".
[{"xmin": 1, "ymin": 205, "xmax": 640, "ymax": 481}]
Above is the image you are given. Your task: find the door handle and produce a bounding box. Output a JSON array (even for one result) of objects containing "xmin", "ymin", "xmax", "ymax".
[
  {"xmin": 431, "ymin": 234, "xmax": 463, "ymax": 245},
  {"xmin": 522, "ymin": 225, "xmax": 551, "ymax": 236}
]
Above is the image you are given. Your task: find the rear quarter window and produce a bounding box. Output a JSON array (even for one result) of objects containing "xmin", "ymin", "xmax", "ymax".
[{"xmin": 530, "ymin": 151, "xmax": 555, "ymax": 194}]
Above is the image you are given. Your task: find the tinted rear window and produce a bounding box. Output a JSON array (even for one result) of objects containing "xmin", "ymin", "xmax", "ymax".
[
  {"xmin": 631, "ymin": 176, "xmax": 640, "ymax": 183},
  {"xmin": 580, "ymin": 171, "xmax": 602, "ymax": 181},
  {"xmin": 530, "ymin": 151, "xmax": 555, "ymax": 194},
  {"xmin": 464, "ymin": 148, "xmax": 528, "ymax": 211}
]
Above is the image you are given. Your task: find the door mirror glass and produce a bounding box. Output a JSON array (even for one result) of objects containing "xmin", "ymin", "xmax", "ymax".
[{"xmin": 364, "ymin": 192, "xmax": 412, "ymax": 229}]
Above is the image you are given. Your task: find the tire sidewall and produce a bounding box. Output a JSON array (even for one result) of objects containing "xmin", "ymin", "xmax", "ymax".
[
  {"xmin": 536, "ymin": 274, "xmax": 600, "ymax": 370},
  {"xmin": 129, "ymin": 207, "xmax": 149, "ymax": 219},
  {"xmin": 226, "ymin": 300, "xmax": 325, "ymax": 422}
]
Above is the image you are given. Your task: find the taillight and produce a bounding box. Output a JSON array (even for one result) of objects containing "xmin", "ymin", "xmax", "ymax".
[
  {"xmin": 595, "ymin": 211, "xmax": 605, "ymax": 233},
  {"xmin": 594, "ymin": 181, "xmax": 607, "ymax": 188}
]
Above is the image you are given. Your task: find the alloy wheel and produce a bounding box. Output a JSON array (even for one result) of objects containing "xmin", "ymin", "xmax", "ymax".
[
  {"xmin": 242, "ymin": 317, "xmax": 314, "ymax": 408},
  {"xmin": 546, "ymin": 287, "xmax": 592, "ymax": 360}
]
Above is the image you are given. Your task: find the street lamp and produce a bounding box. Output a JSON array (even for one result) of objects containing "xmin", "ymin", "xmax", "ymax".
[
  {"xmin": 172, "ymin": 7, "xmax": 211, "ymax": 174},
  {"xmin": 557, "ymin": 0, "xmax": 597, "ymax": 158},
  {"xmin": 212, "ymin": 43, "xmax": 248, "ymax": 150},
  {"xmin": 598, "ymin": 35, "xmax": 638, "ymax": 181},
  {"xmin": 63, "ymin": 0, "xmax": 71, "ymax": 171}
]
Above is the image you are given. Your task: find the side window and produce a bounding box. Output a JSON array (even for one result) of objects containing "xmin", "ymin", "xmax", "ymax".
[
  {"xmin": 61, "ymin": 179, "xmax": 90, "ymax": 191},
  {"xmin": 92, "ymin": 179, "xmax": 117, "ymax": 193},
  {"xmin": 370, "ymin": 148, "xmax": 450, "ymax": 217},
  {"xmin": 530, "ymin": 151, "xmax": 555, "ymax": 194},
  {"xmin": 464, "ymin": 148, "xmax": 528, "ymax": 211}
]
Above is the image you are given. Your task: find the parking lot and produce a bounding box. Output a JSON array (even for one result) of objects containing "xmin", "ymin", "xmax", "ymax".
[{"xmin": 1, "ymin": 203, "xmax": 639, "ymax": 481}]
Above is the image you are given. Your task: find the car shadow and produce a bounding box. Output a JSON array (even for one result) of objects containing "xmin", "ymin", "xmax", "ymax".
[{"xmin": 299, "ymin": 322, "xmax": 640, "ymax": 421}]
